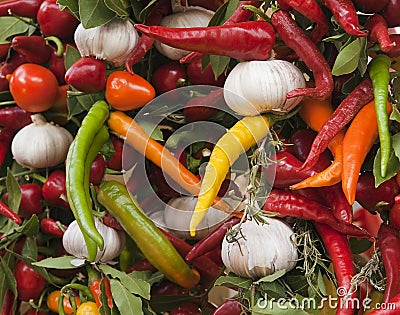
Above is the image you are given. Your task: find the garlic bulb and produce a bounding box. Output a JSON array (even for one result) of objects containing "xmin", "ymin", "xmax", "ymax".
[
  {"xmin": 155, "ymin": 6, "xmax": 214, "ymax": 60},
  {"xmin": 163, "ymin": 196, "xmax": 230, "ymax": 240},
  {"xmin": 11, "ymin": 114, "xmax": 73, "ymax": 169},
  {"xmin": 63, "ymin": 219, "xmax": 125, "ymax": 263},
  {"xmin": 221, "ymin": 218, "xmax": 298, "ymax": 278},
  {"xmin": 74, "ymin": 18, "xmax": 139, "ymax": 67},
  {"xmin": 223, "ymin": 60, "xmax": 306, "ymax": 116}
]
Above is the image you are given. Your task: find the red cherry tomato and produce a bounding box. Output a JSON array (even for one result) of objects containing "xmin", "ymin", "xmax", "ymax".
[
  {"xmin": 14, "ymin": 259, "xmax": 46, "ymax": 302},
  {"xmin": 9, "ymin": 63, "xmax": 59, "ymax": 112},
  {"xmin": 151, "ymin": 61, "xmax": 187, "ymax": 94},
  {"xmin": 105, "ymin": 71, "xmax": 156, "ymax": 111}
]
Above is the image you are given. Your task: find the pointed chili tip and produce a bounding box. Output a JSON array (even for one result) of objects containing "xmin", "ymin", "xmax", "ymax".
[{"xmin": 134, "ymin": 24, "xmax": 148, "ymax": 34}]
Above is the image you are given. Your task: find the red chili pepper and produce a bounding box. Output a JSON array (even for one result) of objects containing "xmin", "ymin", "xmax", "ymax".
[
  {"xmin": 0, "ymin": 198, "xmax": 21, "ymax": 225},
  {"xmin": 185, "ymin": 216, "xmax": 241, "ymax": 262},
  {"xmin": 0, "ymin": 127, "xmax": 15, "ymax": 167},
  {"xmin": 301, "ymin": 78, "xmax": 373, "ymax": 170},
  {"xmin": 314, "ymin": 223, "xmax": 357, "ymax": 315},
  {"xmin": 0, "ymin": 43, "xmax": 10, "ymax": 62},
  {"xmin": 0, "ymin": 0, "xmax": 43, "ymax": 18},
  {"xmin": 271, "ymin": 10, "xmax": 334, "ymax": 100},
  {"xmin": 0, "ymin": 289, "xmax": 14, "ymax": 315},
  {"xmin": 159, "ymin": 229, "xmax": 222, "ymax": 283},
  {"xmin": 181, "ymin": 1, "xmax": 263, "ymax": 63},
  {"xmin": 0, "ymin": 53, "xmax": 28, "ymax": 92},
  {"xmin": 135, "ymin": 20, "xmax": 276, "ymax": 61},
  {"xmin": 263, "ymin": 189, "xmax": 370, "ymax": 238},
  {"xmin": 11, "ymin": 36, "xmax": 52, "ymax": 65},
  {"xmin": 212, "ymin": 300, "xmax": 243, "ymax": 315},
  {"xmin": 89, "ymin": 277, "xmax": 113, "ymax": 309},
  {"xmin": 125, "ymin": 0, "xmax": 171, "ymax": 73},
  {"xmin": 377, "ymin": 223, "xmax": 400, "ymax": 303},
  {"xmin": 277, "ymin": 0, "xmax": 329, "ymax": 42},
  {"xmin": 321, "ymin": 0, "xmax": 366, "ymax": 37},
  {"xmin": 364, "ymin": 14, "xmax": 396, "ymax": 53},
  {"xmin": 0, "ymin": 106, "xmax": 32, "ymax": 131},
  {"xmin": 40, "ymin": 218, "xmax": 66, "ymax": 238}
]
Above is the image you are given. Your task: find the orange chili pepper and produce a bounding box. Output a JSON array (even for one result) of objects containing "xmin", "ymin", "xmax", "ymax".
[
  {"xmin": 342, "ymin": 100, "xmax": 392, "ymax": 205},
  {"xmin": 107, "ymin": 111, "xmax": 231, "ymax": 214},
  {"xmin": 290, "ymin": 97, "xmax": 344, "ymax": 189}
]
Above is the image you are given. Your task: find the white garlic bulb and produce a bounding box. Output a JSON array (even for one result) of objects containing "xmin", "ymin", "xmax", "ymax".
[
  {"xmin": 223, "ymin": 60, "xmax": 306, "ymax": 116},
  {"xmin": 11, "ymin": 114, "xmax": 73, "ymax": 169},
  {"xmin": 63, "ymin": 219, "xmax": 125, "ymax": 263},
  {"xmin": 74, "ymin": 18, "xmax": 139, "ymax": 66},
  {"xmin": 221, "ymin": 218, "xmax": 298, "ymax": 278},
  {"xmin": 155, "ymin": 6, "xmax": 214, "ymax": 60},
  {"xmin": 163, "ymin": 196, "xmax": 230, "ymax": 240}
]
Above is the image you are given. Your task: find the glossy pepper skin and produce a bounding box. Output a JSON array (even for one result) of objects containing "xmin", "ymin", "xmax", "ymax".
[
  {"xmin": 0, "ymin": 127, "xmax": 15, "ymax": 168},
  {"xmin": 42, "ymin": 169, "xmax": 70, "ymax": 209},
  {"xmin": 0, "ymin": 53, "xmax": 27, "ymax": 92},
  {"xmin": 0, "ymin": 0, "xmax": 43, "ymax": 18},
  {"xmin": 97, "ymin": 180, "xmax": 200, "ymax": 289},
  {"xmin": 271, "ymin": 10, "xmax": 334, "ymax": 101},
  {"xmin": 364, "ymin": 14, "xmax": 396, "ymax": 53},
  {"xmin": 0, "ymin": 106, "xmax": 31, "ymax": 131},
  {"xmin": 321, "ymin": 0, "xmax": 366, "ymax": 37},
  {"xmin": 11, "ymin": 36, "xmax": 52, "ymax": 65},
  {"xmin": 36, "ymin": 0, "xmax": 79, "ymax": 40},
  {"xmin": 40, "ymin": 218, "xmax": 66, "ymax": 238},
  {"xmin": 135, "ymin": 21, "xmax": 276, "ymax": 61},
  {"xmin": 378, "ymin": 223, "xmax": 400, "ymax": 304}
]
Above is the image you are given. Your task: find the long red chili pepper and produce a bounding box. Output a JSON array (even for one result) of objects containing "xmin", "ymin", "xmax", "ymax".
[
  {"xmin": 185, "ymin": 216, "xmax": 241, "ymax": 262},
  {"xmin": 181, "ymin": 0, "xmax": 262, "ymax": 63},
  {"xmin": 378, "ymin": 223, "xmax": 400, "ymax": 304},
  {"xmin": 134, "ymin": 20, "xmax": 276, "ymax": 61},
  {"xmin": 301, "ymin": 78, "xmax": 374, "ymax": 170},
  {"xmin": 364, "ymin": 14, "xmax": 396, "ymax": 53},
  {"xmin": 11, "ymin": 36, "xmax": 52, "ymax": 65},
  {"xmin": 159, "ymin": 229, "xmax": 222, "ymax": 283},
  {"xmin": 271, "ymin": 10, "xmax": 334, "ymax": 101},
  {"xmin": 263, "ymin": 189, "xmax": 370, "ymax": 238},
  {"xmin": 0, "ymin": 0, "xmax": 43, "ymax": 18},
  {"xmin": 0, "ymin": 199, "xmax": 22, "ymax": 225},
  {"xmin": 278, "ymin": 0, "xmax": 329, "ymax": 42},
  {"xmin": 314, "ymin": 223, "xmax": 357, "ymax": 315},
  {"xmin": 125, "ymin": 0, "xmax": 171, "ymax": 73},
  {"xmin": 321, "ymin": 0, "xmax": 366, "ymax": 37}
]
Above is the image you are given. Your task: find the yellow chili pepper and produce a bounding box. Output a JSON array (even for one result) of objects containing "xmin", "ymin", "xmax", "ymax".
[{"xmin": 190, "ymin": 115, "xmax": 271, "ymax": 236}]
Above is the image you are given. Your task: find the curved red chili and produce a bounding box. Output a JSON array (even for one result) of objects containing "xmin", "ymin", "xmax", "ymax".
[
  {"xmin": 364, "ymin": 14, "xmax": 396, "ymax": 53},
  {"xmin": 271, "ymin": 10, "xmax": 334, "ymax": 100}
]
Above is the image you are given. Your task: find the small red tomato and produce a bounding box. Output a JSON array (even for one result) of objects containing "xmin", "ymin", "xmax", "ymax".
[
  {"xmin": 4, "ymin": 183, "xmax": 43, "ymax": 218},
  {"xmin": 89, "ymin": 154, "xmax": 106, "ymax": 185},
  {"xmin": 187, "ymin": 59, "xmax": 227, "ymax": 87},
  {"xmin": 169, "ymin": 302, "xmax": 202, "ymax": 315},
  {"xmin": 65, "ymin": 57, "xmax": 107, "ymax": 93},
  {"xmin": 9, "ymin": 63, "xmax": 59, "ymax": 112},
  {"xmin": 105, "ymin": 71, "xmax": 156, "ymax": 111},
  {"xmin": 151, "ymin": 61, "xmax": 187, "ymax": 94},
  {"xmin": 14, "ymin": 259, "xmax": 46, "ymax": 302}
]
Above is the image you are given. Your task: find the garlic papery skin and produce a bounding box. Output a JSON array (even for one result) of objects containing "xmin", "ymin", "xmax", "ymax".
[
  {"xmin": 154, "ymin": 6, "xmax": 214, "ymax": 60},
  {"xmin": 223, "ymin": 60, "xmax": 306, "ymax": 116},
  {"xmin": 221, "ymin": 218, "xmax": 298, "ymax": 278},
  {"xmin": 63, "ymin": 219, "xmax": 125, "ymax": 263},
  {"xmin": 74, "ymin": 18, "xmax": 139, "ymax": 67},
  {"xmin": 163, "ymin": 196, "xmax": 230, "ymax": 240},
  {"xmin": 11, "ymin": 114, "xmax": 73, "ymax": 169}
]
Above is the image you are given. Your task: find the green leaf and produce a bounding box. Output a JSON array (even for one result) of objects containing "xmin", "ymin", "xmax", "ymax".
[
  {"xmin": 208, "ymin": 0, "xmax": 240, "ymax": 26},
  {"xmin": 214, "ymin": 273, "xmax": 252, "ymax": 289},
  {"xmin": 390, "ymin": 102, "xmax": 400, "ymax": 123},
  {"xmin": 0, "ymin": 17, "xmax": 31, "ymax": 44},
  {"xmin": 349, "ymin": 237, "xmax": 373, "ymax": 254},
  {"xmin": 373, "ymin": 148, "xmax": 400, "ymax": 187},
  {"xmin": 138, "ymin": 121, "xmax": 163, "ymax": 142},
  {"xmin": 79, "ymin": 0, "xmax": 116, "ymax": 29},
  {"xmin": 57, "ymin": 0, "xmax": 80, "ymax": 19},
  {"xmin": 65, "ymin": 44, "xmax": 81, "ymax": 70},
  {"xmin": 209, "ymin": 55, "xmax": 230, "ymax": 80},
  {"xmin": 255, "ymin": 269, "xmax": 287, "ymax": 284},
  {"xmin": 99, "ymin": 265, "xmax": 151, "ymax": 299},
  {"xmin": 15, "ymin": 215, "xmax": 39, "ymax": 237},
  {"xmin": 110, "ymin": 279, "xmax": 143, "ymax": 315},
  {"xmin": 332, "ymin": 38, "xmax": 363, "ymax": 76},
  {"xmin": 392, "ymin": 133, "xmax": 400, "ymax": 161},
  {"xmin": 32, "ymin": 256, "xmax": 78, "ymax": 269},
  {"xmin": 6, "ymin": 169, "xmax": 21, "ymax": 214},
  {"xmin": 21, "ymin": 236, "xmax": 37, "ymax": 260},
  {"xmin": 104, "ymin": 0, "xmax": 129, "ymax": 17},
  {"xmin": 357, "ymin": 37, "xmax": 368, "ymax": 76},
  {"xmin": 0, "ymin": 254, "xmax": 17, "ymax": 296}
]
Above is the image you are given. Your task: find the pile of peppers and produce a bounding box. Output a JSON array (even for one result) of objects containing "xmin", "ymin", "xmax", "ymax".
[{"xmin": 0, "ymin": 0, "xmax": 399, "ymax": 314}]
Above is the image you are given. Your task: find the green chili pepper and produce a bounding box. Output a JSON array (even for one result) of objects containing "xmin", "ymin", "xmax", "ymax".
[
  {"xmin": 97, "ymin": 180, "xmax": 200, "ymax": 289},
  {"xmin": 66, "ymin": 100, "xmax": 110, "ymax": 261},
  {"xmin": 368, "ymin": 54, "xmax": 392, "ymax": 177}
]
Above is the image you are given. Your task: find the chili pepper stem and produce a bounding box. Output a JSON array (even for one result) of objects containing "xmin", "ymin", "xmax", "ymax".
[{"xmin": 45, "ymin": 36, "xmax": 64, "ymax": 57}]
